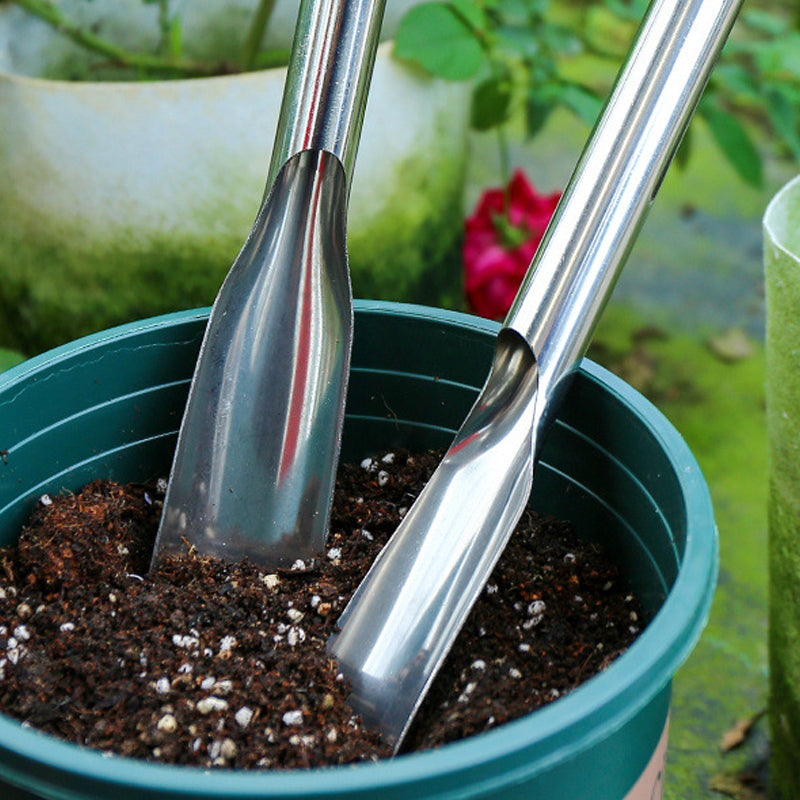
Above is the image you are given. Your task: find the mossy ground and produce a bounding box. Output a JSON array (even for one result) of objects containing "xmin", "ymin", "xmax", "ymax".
[
  {"xmin": 589, "ymin": 305, "xmax": 770, "ymax": 799},
  {"xmin": 0, "ymin": 349, "xmax": 22, "ymax": 373}
]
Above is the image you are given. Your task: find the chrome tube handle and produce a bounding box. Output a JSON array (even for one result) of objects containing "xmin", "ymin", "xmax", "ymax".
[
  {"xmin": 268, "ymin": 0, "xmax": 386, "ymax": 188},
  {"xmin": 505, "ymin": 0, "xmax": 742, "ymax": 442}
]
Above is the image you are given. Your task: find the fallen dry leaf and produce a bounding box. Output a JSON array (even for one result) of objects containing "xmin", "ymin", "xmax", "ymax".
[
  {"xmin": 709, "ymin": 772, "xmax": 764, "ymax": 799},
  {"xmin": 708, "ymin": 328, "xmax": 754, "ymax": 363},
  {"xmin": 720, "ymin": 709, "xmax": 766, "ymax": 753}
]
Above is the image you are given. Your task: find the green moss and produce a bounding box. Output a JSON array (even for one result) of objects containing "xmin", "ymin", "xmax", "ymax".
[
  {"xmin": 764, "ymin": 180, "xmax": 800, "ymax": 799},
  {"xmin": 0, "ymin": 128, "xmax": 249, "ymax": 352},
  {"xmin": 348, "ymin": 145, "xmax": 468, "ymax": 311},
  {"xmin": 0, "ymin": 348, "xmax": 23, "ymax": 373},
  {"xmin": 0, "ymin": 137, "xmax": 467, "ymax": 355},
  {"xmin": 591, "ymin": 303, "xmax": 769, "ymax": 799},
  {"xmin": 0, "ymin": 210, "xmax": 239, "ymax": 353}
]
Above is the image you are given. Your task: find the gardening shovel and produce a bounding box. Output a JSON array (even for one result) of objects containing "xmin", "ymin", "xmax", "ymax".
[
  {"xmin": 330, "ymin": 0, "xmax": 743, "ymax": 751},
  {"xmin": 151, "ymin": 0, "xmax": 385, "ymax": 568}
]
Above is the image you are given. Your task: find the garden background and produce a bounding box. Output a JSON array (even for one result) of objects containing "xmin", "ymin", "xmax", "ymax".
[{"xmin": 2, "ymin": 0, "xmax": 800, "ymax": 795}]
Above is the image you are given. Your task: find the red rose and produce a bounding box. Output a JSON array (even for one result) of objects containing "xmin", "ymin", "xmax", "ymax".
[{"xmin": 463, "ymin": 169, "xmax": 561, "ymax": 319}]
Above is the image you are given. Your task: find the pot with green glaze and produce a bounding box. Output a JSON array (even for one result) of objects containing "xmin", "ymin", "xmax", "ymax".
[
  {"xmin": 0, "ymin": 0, "xmax": 469, "ymax": 355},
  {"xmin": 0, "ymin": 301, "xmax": 717, "ymax": 799}
]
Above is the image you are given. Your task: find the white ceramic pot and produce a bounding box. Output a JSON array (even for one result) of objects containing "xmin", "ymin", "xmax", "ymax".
[{"xmin": 0, "ymin": 0, "xmax": 470, "ymax": 353}]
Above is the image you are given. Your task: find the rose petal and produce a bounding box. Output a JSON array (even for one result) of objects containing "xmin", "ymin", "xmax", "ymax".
[
  {"xmin": 463, "ymin": 169, "xmax": 561, "ymax": 319},
  {"xmin": 464, "ymin": 246, "xmax": 519, "ymax": 287}
]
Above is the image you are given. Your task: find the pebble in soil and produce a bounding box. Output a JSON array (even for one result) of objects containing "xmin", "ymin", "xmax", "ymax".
[{"xmin": 0, "ymin": 450, "xmax": 645, "ymax": 768}]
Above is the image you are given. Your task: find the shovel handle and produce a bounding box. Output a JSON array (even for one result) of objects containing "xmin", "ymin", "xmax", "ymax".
[
  {"xmin": 504, "ymin": 0, "xmax": 743, "ymax": 436},
  {"xmin": 268, "ymin": 0, "xmax": 386, "ymax": 188}
]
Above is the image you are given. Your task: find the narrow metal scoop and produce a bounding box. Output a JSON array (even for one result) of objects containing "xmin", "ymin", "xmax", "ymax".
[
  {"xmin": 152, "ymin": 0, "xmax": 385, "ymax": 568},
  {"xmin": 330, "ymin": 0, "xmax": 743, "ymax": 751}
]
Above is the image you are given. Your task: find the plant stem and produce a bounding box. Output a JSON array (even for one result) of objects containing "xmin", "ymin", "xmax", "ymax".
[
  {"xmin": 497, "ymin": 125, "xmax": 512, "ymax": 210},
  {"xmin": 155, "ymin": 0, "xmax": 181, "ymax": 60},
  {"xmin": 156, "ymin": 0, "xmax": 171, "ymax": 55},
  {"xmin": 10, "ymin": 0, "xmax": 226, "ymax": 77},
  {"xmin": 241, "ymin": 0, "xmax": 277, "ymax": 71}
]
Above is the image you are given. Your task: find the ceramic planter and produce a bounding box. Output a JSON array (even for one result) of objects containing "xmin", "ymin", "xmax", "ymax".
[
  {"xmin": 0, "ymin": 0, "xmax": 469, "ymax": 354},
  {"xmin": 0, "ymin": 301, "xmax": 716, "ymax": 799}
]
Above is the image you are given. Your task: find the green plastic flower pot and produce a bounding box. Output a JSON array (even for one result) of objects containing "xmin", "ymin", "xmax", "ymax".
[{"xmin": 0, "ymin": 301, "xmax": 716, "ymax": 799}]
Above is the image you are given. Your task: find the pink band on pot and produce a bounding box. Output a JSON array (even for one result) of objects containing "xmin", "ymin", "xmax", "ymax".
[{"xmin": 623, "ymin": 716, "xmax": 669, "ymax": 800}]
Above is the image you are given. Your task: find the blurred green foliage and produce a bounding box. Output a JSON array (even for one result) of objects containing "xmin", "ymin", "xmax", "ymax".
[
  {"xmin": 10, "ymin": 0, "xmax": 799, "ymax": 184},
  {"xmin": 394, "ymin": 0, "xmax": 800, "ymax": 186},
  {"xmin": 7, "ymin": 0, "xmax": 287, "ymax": 77}
]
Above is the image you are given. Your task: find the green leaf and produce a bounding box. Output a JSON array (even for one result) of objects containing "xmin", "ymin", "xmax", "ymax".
[
  {"xmin": 491, "ymin": 211, "xmax": 533, "ymax": 249},
  {"xmin": 492, "ymin": 0, "xmax": 537, "ymax": 26},
  {"xmin": 558, "ymin": 83, "xmax": 603, "ymax": 127},
  {"xmin": 525, "ymin": 85, "xmax": 558, "ymax": 137},
  {"xmin": 470, "ymin": 76, "xmax": 512, "ymax": 130},
  {"xmin": 528, "ymin": 0, "xmax": 550, "ymax": 13},
  {"xmin": 539, "ymin": 22, "xmax": 581, "ymax": 57},
  {"xmin": 602, "ymin": 0, "xmax": 648, "ymax": 23},
  {"xmin": 765, "ymin": 88, "xmax": 800, "ymax": 163},
  {"xmin": 448, "ymin": 0, "xmax": 485, "ymax": 32},
  {"xmin": 525, "ymin": 98, "xmax": 551, "ymax": 138},
  {"xmin": 585, "ymin": 5, "xmax": 636, "ymax": 56},
  {"xmin": 752, "ymin": 33, "xmax": 800, "ymax": 82},
  {"xmin": 495, "ymin": 24, "xmax": 541, "ymax": 59},
  {"xmin": 702, "ymin": 105, "xmax": 763, "ymax": 187},
  {"xmin": 394, "ymin": 2, "xmax": 485, "ymax": 80},
  {"xmin": 741, "ymin": 7, "xmax": 788, "ymax": 36},
  {"xmin": 709, "ymin": 63, "xmax": 758, "ymax": 100}
]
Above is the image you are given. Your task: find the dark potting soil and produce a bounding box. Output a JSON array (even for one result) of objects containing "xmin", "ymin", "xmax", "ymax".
[{"xmin": 0, "ymin": 450, "xmax": 645, "ymax": 769}]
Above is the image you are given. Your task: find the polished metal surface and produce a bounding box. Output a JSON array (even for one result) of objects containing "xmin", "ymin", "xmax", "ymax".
[
  {"xmin": 330, "ymin": 0, "xmax": 743, "ymax": 750},
  {"xmin": 335, "ymin": 330, "xmax": 538, "ymax": 740},
  {"xmin": 504, "ymin": 0, "xmax": 744, "ymax": 431},
  {"xmin": 152, "ymin": 0, "xmax": 385, "ymax": 568},
  {"xmin": 154, "ymin": 151, "xmax": 349, "ymax": 566},
  {"xmin": 269, "ymin": 0, "xmax": 385, "ymax": 187}
]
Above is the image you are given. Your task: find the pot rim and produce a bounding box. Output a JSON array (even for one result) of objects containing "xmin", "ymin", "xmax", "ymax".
[
  {"xmin": 0, "ymin": 301, "xmax": 717, "ymax": 798},
  {"xmin": 764, "ymin": 173, "xmax": 800, "ymax": 261},
  {"xmin": 0, "ymin": 35, "xmax": 395, "ymax": 92}
]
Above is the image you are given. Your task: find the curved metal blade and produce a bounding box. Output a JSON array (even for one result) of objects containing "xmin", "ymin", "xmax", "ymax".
[
  {"xmin": 330, "ymin": 0, "xmax": 743, "ymax": 752},
  {"xmin": 152, "ymin": 149, "xmax": 351, "ymax": 569},
  {"xmin": 330, "ymin": 331, "xmax": 538, "ymax": 748}
]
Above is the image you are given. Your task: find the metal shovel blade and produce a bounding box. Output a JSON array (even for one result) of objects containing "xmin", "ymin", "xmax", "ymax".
[
  {"xmin": 333, "ymin": 330, "xmax": 538, "ymax": 745},
  {"xmin": 153, "ymin": 150, "xmax": 350, "ymax": 568},
  {"xmin": 330, "ymin": 0, "xmax": 743, "ymax": 752},
  {"xmin": 152, "ymin": 0, "xmax": 384, "ymax": 570}
]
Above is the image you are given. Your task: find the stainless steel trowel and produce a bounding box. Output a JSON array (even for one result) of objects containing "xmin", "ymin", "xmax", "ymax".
[
  {"xmin": 152, "ymin": 0, "xmax": 386, "ymax": 568},
  {"xmin": 330, "ymin": 0, "xmax": 743, "ymax": 751}
]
